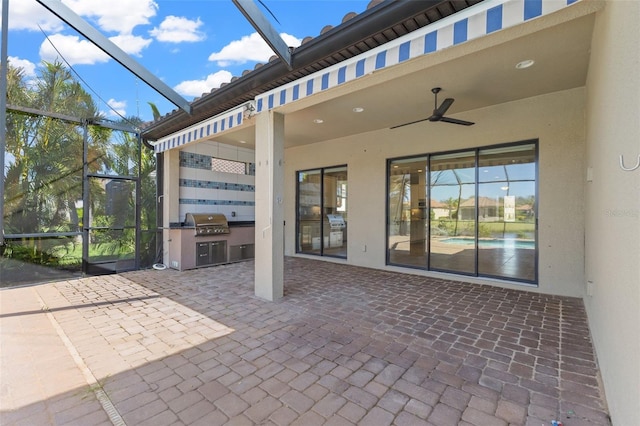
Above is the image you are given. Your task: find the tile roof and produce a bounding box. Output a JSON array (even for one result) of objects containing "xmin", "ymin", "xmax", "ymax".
[{"xmin": 141, "ymin": 0, "xmax": 483, "ymax": 141}]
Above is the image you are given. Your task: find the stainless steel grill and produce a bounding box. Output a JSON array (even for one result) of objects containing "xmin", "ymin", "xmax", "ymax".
[{"xmin": 184, "ymin": 213, "xmax": 230, "ymax": 236}]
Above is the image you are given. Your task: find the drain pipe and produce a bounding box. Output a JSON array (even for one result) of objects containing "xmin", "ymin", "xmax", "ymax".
[
  {"xmin": 141, "ymin": 137, "xmax": 166, "ymax": 269},
  {"xmin": 0, "ymin": 0, "xmax": 9, "ymax": 246}
]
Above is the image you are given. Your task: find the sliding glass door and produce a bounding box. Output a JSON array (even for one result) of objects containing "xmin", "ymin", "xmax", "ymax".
[
  {"xmin": 297, "ymin": 166, "xmax": 347, "ymax": 258},
  {"xmin": 298, "ymin": 170, "xmax": 322, "ymax": 255},
  {"xmin": 477, "ymin": 145, "xmax": 536, "ymax": 281},
  {"xmin": 387, "ymin": 156, "xmax": 428, "ymax": 267},
  {"xmin": 387, "ymin": 142, "xmax": 537, "ymax": 284},
  {"xmin": 429, "ymin": 151, "xmax": 476, "ymax": 274}
]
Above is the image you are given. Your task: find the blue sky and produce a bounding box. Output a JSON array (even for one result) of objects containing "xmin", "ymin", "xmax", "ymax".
[{"xmin": 2, "ymin": 0, "xmax": 370, "ymax": 122}]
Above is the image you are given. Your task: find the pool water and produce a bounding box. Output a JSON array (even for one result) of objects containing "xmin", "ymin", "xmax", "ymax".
[{"xmin": 441, "ymin": 237, "xmax": 535, "ymax": 249}]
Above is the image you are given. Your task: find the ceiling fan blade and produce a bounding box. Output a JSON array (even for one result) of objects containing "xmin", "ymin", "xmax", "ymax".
[
  {"xmin": 390, "ymin": 117, "xmax": 431, "ymax": 129},
  {"xmin": 439, "ymin": 116, "xmax": 475, "ymax": 126},
  {"xmin": 392, "ymin": 89, "xmax": 474, "ymax": 128},
  {"xmin": 436, "ymin": 98, "xmax": 455, "ymax": 116}
]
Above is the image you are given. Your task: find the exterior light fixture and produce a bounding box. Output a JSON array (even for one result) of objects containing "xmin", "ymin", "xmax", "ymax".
[
  {"xmin": 515, "ymin": 59, "xmax": 535, "ymax": 69},
  {"xmin": 352, "ymin": 107, "xmax": 364, "ymax": 113},
  {"xmin": 313, "ymin": 119, "xmax": 324, "ymax": 124}
]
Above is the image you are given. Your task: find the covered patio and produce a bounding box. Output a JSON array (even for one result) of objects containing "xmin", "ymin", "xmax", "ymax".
[
  {"xmin": 1, "ymin": 0, "xmax": 637, "ymax": 424},
  {"xmin": 1, "ymin": 258, "xmax": 609, "ymax": 425}
]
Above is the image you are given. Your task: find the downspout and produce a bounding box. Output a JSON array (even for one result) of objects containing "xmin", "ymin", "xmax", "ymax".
[
  {"xmin": 81, "ymin": 121, "xmax": 89, "ymax": 273},
  {"xmin": 135, "ymin": 132, "xmax": 142, "ymax": 269},
  {"xmin": 142, "ymin": 137, "xmax": 164, "ymax": 267},
  {"xmin": 0, "ymin": 0, "xmax": 9, "ymax": 246},
  {"xmin": 141, "ymin": 136, "xmax": 154, "ymax": 151}
]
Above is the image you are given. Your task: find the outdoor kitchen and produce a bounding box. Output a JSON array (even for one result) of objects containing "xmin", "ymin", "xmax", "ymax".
[
  {"xmin": 168, "ymin": 213, "xmax": 255, "ymax": 271},
  {"xmin": 166, "ymin": 142, "xmax": 256, "ymax": 271}
]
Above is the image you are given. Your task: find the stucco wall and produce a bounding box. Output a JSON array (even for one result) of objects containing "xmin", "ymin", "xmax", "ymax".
[
  {"xmin": 584, "ymin": 1, "xmax": 640, "ymax": 424},
  {"xmin": 284, "ymin": 88, "xmax": 586, "ymax": 297}
]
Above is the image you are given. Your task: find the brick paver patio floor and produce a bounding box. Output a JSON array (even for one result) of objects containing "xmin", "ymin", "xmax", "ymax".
[{"xmin": 1, "ymin": 257, "xmax": 610, "ymax": 425}]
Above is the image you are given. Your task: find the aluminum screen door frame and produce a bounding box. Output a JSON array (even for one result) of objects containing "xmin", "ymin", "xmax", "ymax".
[{"xmin": 0, "ymin": 0, "xmax": 8, "ymax": 245}]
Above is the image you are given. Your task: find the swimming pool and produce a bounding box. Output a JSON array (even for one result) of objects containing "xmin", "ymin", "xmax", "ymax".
[{"xmin": 440, "ymin": 237, "xmax": 535, "ymax": 249}]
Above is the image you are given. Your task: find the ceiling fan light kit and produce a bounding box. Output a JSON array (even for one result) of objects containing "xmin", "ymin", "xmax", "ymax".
[{"xmin": 391, "ymin": 87, "xmax": 475, "ymax": 129}]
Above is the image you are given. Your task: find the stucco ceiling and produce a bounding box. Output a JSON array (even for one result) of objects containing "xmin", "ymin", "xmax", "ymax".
[{"xmin": 204, "ymin": 9, "xmax": 596, "ymax": 149}]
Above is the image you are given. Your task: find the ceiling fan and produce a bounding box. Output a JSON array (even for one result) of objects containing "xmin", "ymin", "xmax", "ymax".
[{"xmin": 391, "ymin": 87, "xmax": 475, "ymax": 129}]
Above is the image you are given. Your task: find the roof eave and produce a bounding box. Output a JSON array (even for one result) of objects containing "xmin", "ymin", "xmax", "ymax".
[{"xmin": 141, "ymin": 0, "xmax": 473, "ymax": 141}]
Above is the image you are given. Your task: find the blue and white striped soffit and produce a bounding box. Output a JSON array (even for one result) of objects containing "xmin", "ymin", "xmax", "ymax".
[
  {"xmin": 154, "ymin": 102, "xmax": 255, "ymax": 153},
  {"xmin": 155, "ymin": 0, "xmax": 580, "ymax": 153},
  {"xmin": 255, "ymin": 0, "xmax": 580, "ymax": 113}
]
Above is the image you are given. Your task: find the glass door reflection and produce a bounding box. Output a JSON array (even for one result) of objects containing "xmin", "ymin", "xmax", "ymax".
[
  {"xmin": 429, "ymin": 151, "xmax": 476, "ymax": 274},
  {"xmin": 297, "ymin": 170, "xmax": 322, "ymax": 255},
  {"xmin": 387, "ymin": 157, "xmax": 428, "ymax": 267},
  {"xmin": 477, "ymin": 145, "xmax": 536, "ymax": 281},
  {"xmin": 322, "ymin": 167, "xmax": 347, "ymax": 258}
]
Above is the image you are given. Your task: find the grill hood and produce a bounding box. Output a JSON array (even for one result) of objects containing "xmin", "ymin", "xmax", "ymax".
[{"xmin": 184, "ymin": 213, "xmax": 230, "ymax": 235}]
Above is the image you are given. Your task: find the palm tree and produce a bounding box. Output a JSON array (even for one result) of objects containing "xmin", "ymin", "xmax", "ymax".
[
  {"xmin": 444, "ymin": 197, "xmax": 458, "ymax": 220},
  {"xmin": 4, "ymin": 61, "xmax": 161, "ymax": 271},
  {"xmin": 4, "ymin": 61, "xmax": 109, "ymax": 264},
  {"xmin": 147, "ymin": 102, "xmax": 162, "ymax": 121}
]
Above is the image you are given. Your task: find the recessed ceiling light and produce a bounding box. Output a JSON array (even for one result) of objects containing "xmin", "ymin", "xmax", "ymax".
[
  {"xmin": 515, "ymin": 59, "xmax": 535, "ymax": 69},
  {"xmin": 313, "ymin": 119, "xmax": 324, "ymax": 124},
  {"xmin": 352, "ymin": 107, "xmax": 364, "ymax": 113}
]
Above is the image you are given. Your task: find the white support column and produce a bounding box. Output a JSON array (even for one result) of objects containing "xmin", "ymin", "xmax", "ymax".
[
  {"xmin": 254, "ymin": 111, "xmax": 285, "ymax": 301},
  {"xmin": 162, "ymin": 149, "xmax": 180, "ymax": 266}
]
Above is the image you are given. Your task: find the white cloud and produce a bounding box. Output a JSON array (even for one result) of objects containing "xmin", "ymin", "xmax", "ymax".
[
  {"xmin": 174, "ymin": 71, "xmax": 234, "ymax": 97},
  {"xmin": 1, "ymin": 0, "xmax": 64, "ymax": 32},
  {"xmin": 208, "ymin": 32, "xmax": 301, "ymax": 66},
  {"xmin": 106, "ymin": 99, "xmax": 127, "ymax": 117},
  {"xmin": 110, "ymin": 34, "xmax": 153, "ymax": 57},
  {"xmin": 150, "ymin": 16, "xmax": 205, "ymax": 43},
  {"xmin": 38, "ymin": 33, "xmax": 152, "ymax": 65},
  {"xmin": 1, "ymin": 0, "xmax": 157, "ymax": 34},
  {"xmin": 62, "ymin": 0, "xmax": 158, "ymax": 34},
  {"xmin": 8, "ymin": 57, "xmax": 37, "ymax": 77},
  {"xmin": 39, "ymin": 34, "xmax": 109, "ymax": 66}
]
